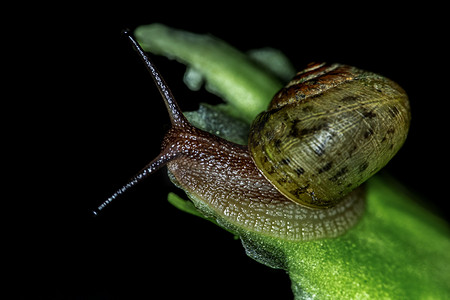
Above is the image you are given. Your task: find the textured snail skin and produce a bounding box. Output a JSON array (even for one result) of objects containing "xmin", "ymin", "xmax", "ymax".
[
  {"xmin": 249, "ymin": 63, "xmax": 410, "ymax": 208},
  {"xmin": 163, "ymin": 125, "xmax": 365, "ymax": 241}
]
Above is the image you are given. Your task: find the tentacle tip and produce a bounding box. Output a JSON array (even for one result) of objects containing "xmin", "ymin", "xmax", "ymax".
[
  {"xmin": 121, "ymin": 28, "xmax": 132, "ymax": 37},
  {"xmin": 90, "ymin": 208, "xmax": 101, "ymax": 217}
]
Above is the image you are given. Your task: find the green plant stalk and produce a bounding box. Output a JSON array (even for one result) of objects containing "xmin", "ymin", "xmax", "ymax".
[
  {"xmin": 135, "ymin": 24, "xmax": 284, "ymax": 122},
  {"xmin": 135, "ymin": 24, "xmax": 450, "ymax": 299}
]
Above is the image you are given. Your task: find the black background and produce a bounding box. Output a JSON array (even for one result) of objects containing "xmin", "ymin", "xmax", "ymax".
[{"xmin": 14, "ymin": 3, "xmax": 448, "ymax": 299}]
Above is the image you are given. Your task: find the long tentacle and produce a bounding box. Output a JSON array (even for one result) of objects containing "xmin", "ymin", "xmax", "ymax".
[
  {"xmin": 92, "ymin": 151, "xmax": 176, "ymax": 215},
  {"xmin": 124, "ymin": 30, "xmax": 189, "ymax": 128},
  {"xmin": 93, "ymin": 31, "xmax": 189, "ymax": 214}
]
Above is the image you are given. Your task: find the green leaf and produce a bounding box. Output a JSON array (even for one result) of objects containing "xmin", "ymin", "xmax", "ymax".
[
  {"xmin": 247, "ymin": 47, "xmax": 296, "ymax": 82},
  {"xmin": 135, "ymin": 24, "xmax": 450, "ymax": 299},
  {"xmin": 134, "ymin": 23, "xmax": 284, "ymax": 122},
  {"xmin": 246, "ymin": 176, "xmax": 450, "ymax": 299},
  {"xmin": 184, "ymin": 103, "xmax": 249, "ymax": 145},
  {"xmin": 167, "ymin": 192, "xmax": 205, "ymax": 219}
]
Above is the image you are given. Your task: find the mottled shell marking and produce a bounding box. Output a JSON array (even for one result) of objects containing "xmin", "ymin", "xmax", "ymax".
[{"xmin": 249, "ymin": 63, "xmax": 410, "ymax": 208}]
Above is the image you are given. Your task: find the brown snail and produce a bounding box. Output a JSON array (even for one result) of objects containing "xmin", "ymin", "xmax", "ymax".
[{"xmin": 94, "ymin": 32, "xmax": 410, "ymax": 241}]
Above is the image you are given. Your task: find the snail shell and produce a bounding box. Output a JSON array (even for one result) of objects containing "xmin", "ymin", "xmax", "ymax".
[{"xmin": 249, "ymin": 63, "xmax": 410, "ymax": 208}]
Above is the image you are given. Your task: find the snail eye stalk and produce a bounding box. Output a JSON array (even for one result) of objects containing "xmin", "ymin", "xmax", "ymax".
[
  {"xmin": 122, "ymin": 30, "xmax": 189, "ymax": 128},
  {"xmin": 91, "ymin": 30, "xmax": 187, "ymax": 215}
]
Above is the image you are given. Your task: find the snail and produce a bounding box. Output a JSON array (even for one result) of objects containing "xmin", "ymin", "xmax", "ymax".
[{"xmin": 93, "ymin": 32, "xmax": 410, "ymax": 241}]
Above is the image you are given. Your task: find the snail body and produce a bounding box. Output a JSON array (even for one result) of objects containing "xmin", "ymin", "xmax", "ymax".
[
  {"xmin": 96, "ymin": 33, "xmax": 410, "ymax": 241},
  {"xmin": 163, "ymin": 123, "xmax": 366, "ymax": 241}
]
